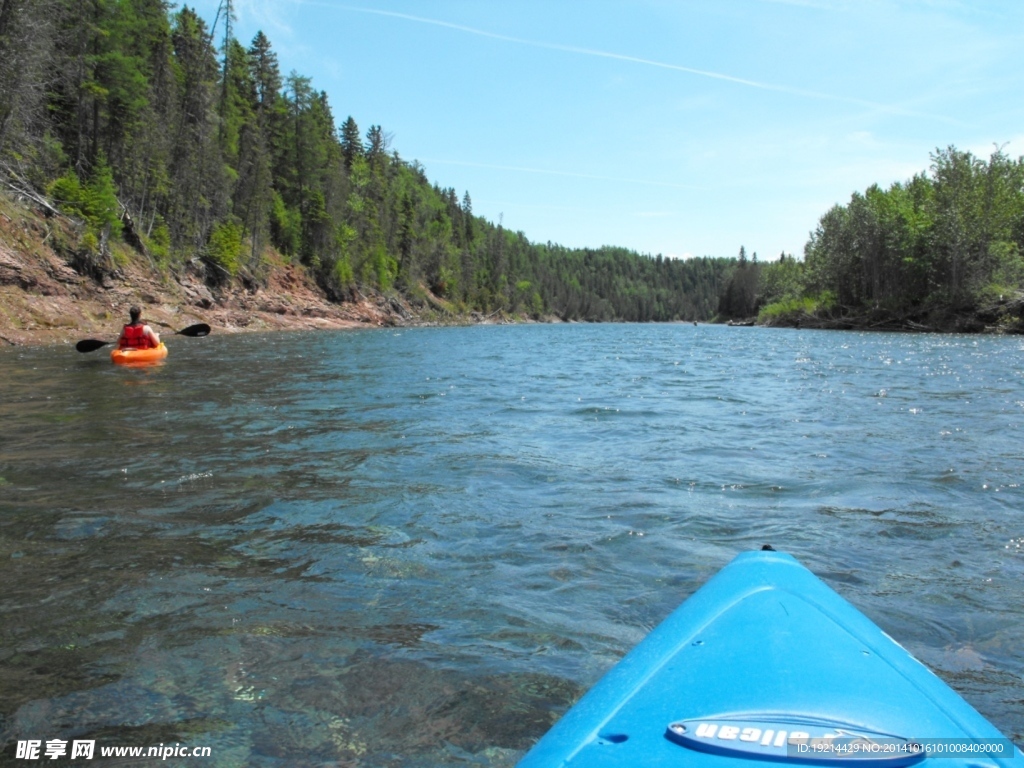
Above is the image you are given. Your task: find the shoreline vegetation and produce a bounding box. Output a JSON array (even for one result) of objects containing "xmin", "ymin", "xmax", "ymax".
[
  {"xmin": 0, "ymin": 4, "xmax": 1021, "ymax": 346},
  {"xmin": 718, "ymin": 146, "xmax": 1024, "ymax": 335}
]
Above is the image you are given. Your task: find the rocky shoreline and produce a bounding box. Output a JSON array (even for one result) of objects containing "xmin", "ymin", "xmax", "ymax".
[
  {"xmin": 0, "ymin": 191, "xmax": 465, "ymax": 349},
  {"xmin": 0, "ymin": 255, "xmax": 423, "ymax": 349}
]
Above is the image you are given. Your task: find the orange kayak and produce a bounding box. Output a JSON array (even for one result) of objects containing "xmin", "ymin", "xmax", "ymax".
[{"xmin": 111, "ymin": 342, "xmax": 168, "ymax": 366}]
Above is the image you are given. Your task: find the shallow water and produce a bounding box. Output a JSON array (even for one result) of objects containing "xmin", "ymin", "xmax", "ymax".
[{"xmin": 1, "ymin": 324, "xmax": 1022, "ymax": 765}]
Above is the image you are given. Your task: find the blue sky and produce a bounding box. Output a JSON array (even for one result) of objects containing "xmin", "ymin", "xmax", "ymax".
[{"xmin": 185, "ymin": 0, "xmax": 1024, "ymax": 261}]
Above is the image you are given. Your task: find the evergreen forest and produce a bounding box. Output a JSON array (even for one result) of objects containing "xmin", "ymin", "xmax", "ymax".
[{"xmin": 0, "ymin": 0, "xmax": 731, "ymax": 323}]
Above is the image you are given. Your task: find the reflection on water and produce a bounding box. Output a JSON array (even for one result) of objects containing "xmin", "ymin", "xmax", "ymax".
[{"xmin": 1, "ymin": 325, "xmax": 1023, "ymax": 764}]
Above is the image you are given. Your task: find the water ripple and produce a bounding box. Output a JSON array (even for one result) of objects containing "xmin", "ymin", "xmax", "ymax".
[{"xmin": 1, "ymin": 325, "xmax": 1023, "ymax": 761}]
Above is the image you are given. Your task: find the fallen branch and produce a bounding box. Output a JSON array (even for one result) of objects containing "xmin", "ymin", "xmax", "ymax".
[
  {"xmin": 903, "ymin": 319, "xmax": 933, "ymax": 332},
  {"xmin": 1, "ymin": 177, "xmax": 65, "ymax": 219},
  {"xmin": 0, "ymin": 167, "xmax": 75, "ymax": 222}
]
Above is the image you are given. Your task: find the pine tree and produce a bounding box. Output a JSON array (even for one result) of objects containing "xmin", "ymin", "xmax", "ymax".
[
  {"xmin": 340, "ymin": 116, "xmax": 361, "ymax": 171},
  {"xmin": 247, "ymin": 31, "xmax": 281, "ymax": 114},
  {"xmin": 365, "ymin": 124, "xmax": 384, "ymax": 156}
]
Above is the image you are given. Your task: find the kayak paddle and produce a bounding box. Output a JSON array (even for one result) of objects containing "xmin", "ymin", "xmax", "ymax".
[
  {"xmin": 174, "ymin": 323, "xmax": 211, "ymax": 337},
  {"xmin": 150, "ymin": 320, "xmax": 211, "ymax": 337},
  {"xmin": 75, "ymin": 338, "xmax": 113, "ymax": 353},
  {"xmin": 75, "ymin": 323, "xmax": 211, "ymax": 353}
]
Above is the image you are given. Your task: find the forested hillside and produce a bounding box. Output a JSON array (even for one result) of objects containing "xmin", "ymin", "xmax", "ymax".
[
  {"xmin": 717, "ymin": 147, "xmax": 1024, "ymax": 332},
  {"xmin": 0, "ymin": 0, "xmax": 729, "ymax": 323}
]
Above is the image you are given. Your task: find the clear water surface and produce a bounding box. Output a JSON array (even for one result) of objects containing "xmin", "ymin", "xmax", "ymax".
[{"xmin": 0, "ymin": 324, "xmax": 1022, "ymax": 766}]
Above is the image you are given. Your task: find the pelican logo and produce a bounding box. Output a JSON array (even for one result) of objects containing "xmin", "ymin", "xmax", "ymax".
[{"xmin": 666, "ymin": 716, "xmax": 924, "ymax": 765}]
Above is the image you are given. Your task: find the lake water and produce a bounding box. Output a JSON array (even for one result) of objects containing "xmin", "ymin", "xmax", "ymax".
[{"xmin": 1, "ymin": 323, "xmax": 1022, "ymax": 766}]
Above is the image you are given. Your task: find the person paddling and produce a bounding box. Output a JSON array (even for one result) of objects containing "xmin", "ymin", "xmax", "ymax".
[{"xmin": 117, "ymin": 306, "xmax": 161, "ymax": 350}]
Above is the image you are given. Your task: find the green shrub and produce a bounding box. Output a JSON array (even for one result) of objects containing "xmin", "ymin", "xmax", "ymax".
[
  {"xmin": 80, "ymin": 231, "xmax": 99, "ymax": 254},
  {"xmin": 758, "ymin": 292, "xmax": 835, "ymax": 322},
  {"xmin": 84, "ymin": 160, "xmax": 122, "ymax": 237},
  {"xmin": 333, "ymin": 255, "xmax": 354, "ymax": 285},
  {"xmin": 270, "ymin": 191, "xmax": 300, "ymax": 257},
  {"xmin": 369, "ymin": 244, "xmax": 397, "ymax": 291},
  {"xmin": 206, "ymin": 220, "xmax": 244, "ymax": 275},
  {"xmin": 146, "ymin": 219, "xmax": 171, "ymax": 264},
  {"xmin": 48, "ymin": 160, "xmax": 123, "ymax": 238},
  {"xmin": 530, "ymin": 291, "xmax": 544, "ymax": 316},
  {"xmin": 47, "ymin": 171, "xmax": 87, "ymax": 218}
]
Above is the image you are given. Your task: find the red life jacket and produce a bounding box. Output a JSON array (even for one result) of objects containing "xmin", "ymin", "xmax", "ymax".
[{"xmin": 120, "ymin": 323, "xmax": 154, "ymax": 349}]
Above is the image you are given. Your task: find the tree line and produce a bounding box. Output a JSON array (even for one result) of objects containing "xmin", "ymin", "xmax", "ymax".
[
  {"xmin": 0, "ymin": 0, "xmax": 731, "ymax": 322},
  {"xmin": 717, "ymin": 147, "xmax": 1024, "ymax": 323}
]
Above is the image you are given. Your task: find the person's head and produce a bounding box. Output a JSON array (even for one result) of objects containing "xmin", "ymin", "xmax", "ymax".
[{"xmin": 129, "ymin": 306, "xmax": 141, "ymax": 324}]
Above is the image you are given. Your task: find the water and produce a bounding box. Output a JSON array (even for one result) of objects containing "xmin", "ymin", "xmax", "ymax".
[{"xmin": 1, "ymin": 324, "xmax": 1022, "ymax": 766}]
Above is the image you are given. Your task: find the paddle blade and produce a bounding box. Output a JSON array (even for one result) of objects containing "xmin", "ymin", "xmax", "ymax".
[
  {"xmin": 76, "ymin": 339, "xmax": 111, "ymax": 353},
  {"xmin": 177, "ymin": 323, "xmax": 211, "ymax": 337}
]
